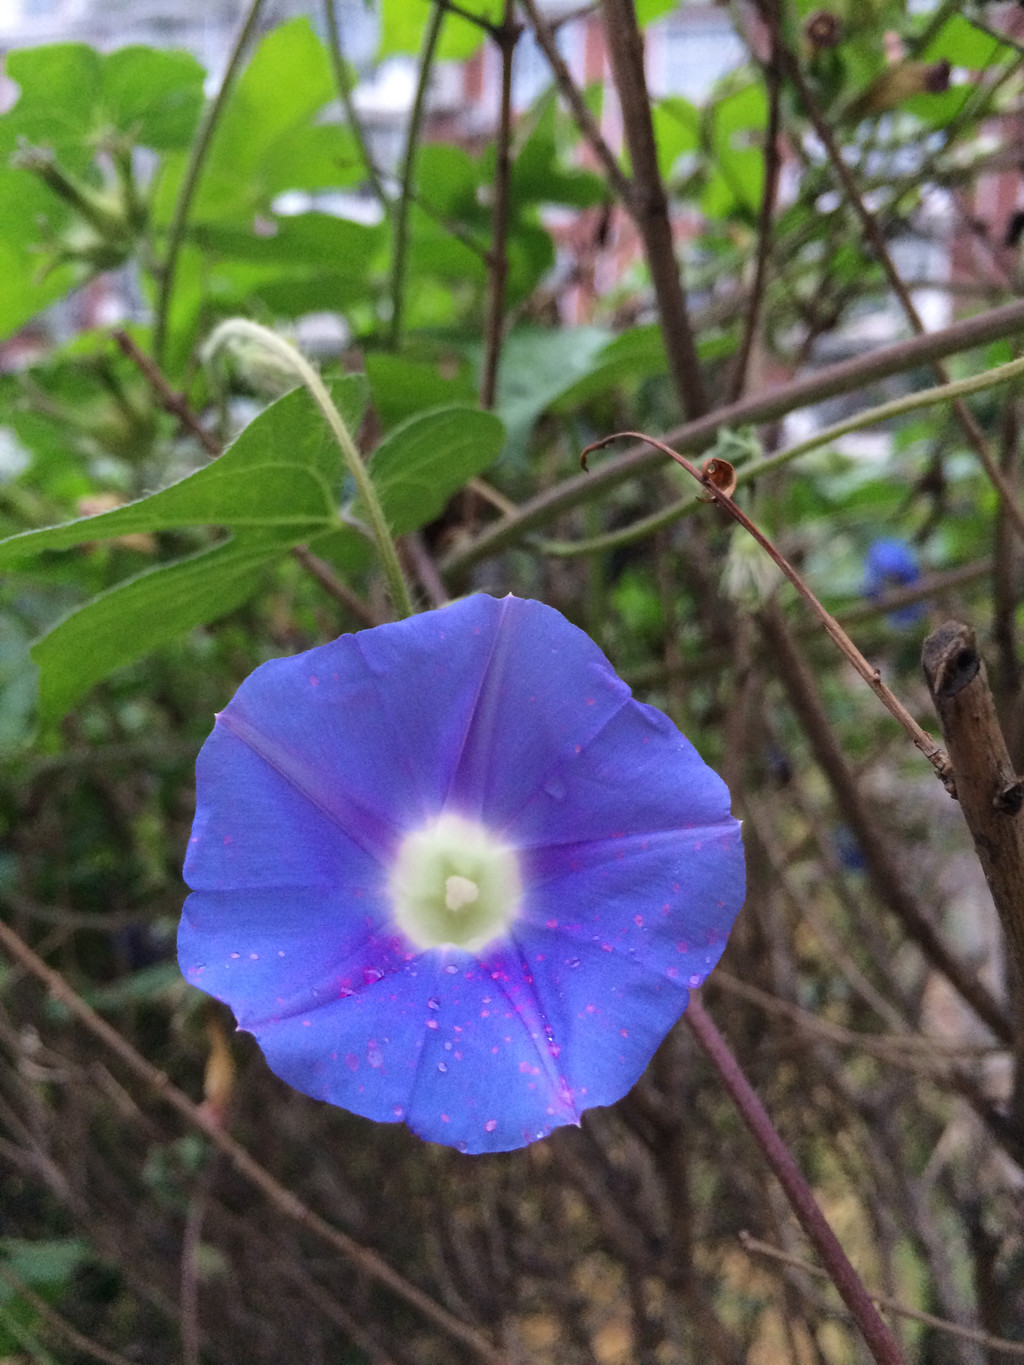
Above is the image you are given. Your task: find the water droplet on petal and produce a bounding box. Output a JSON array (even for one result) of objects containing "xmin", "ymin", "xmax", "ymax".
[
  {"xmin": 427, "ymin": 997, "xmax": 439, "ymax": 1010},
  {"xmin": 444, "ymin": 963, "xmax": 459, "ymax": 974},
  {"xmin": 426, "ymin": 1019, "xmax": 439, "ymax": 1029},
  {"xmin": 363, "ymin": 966, "xmax": 384, "ymax": 984},
  {"xmin": 437, "ymin": 1061, "xmax": 448, "ymax": 1073},
  {"xmin": 543, "ymin": 774, "xmax": 566, "ymax": 801},
  {"xmin": 566, "ymin": 958, "xmax": 580, "ymax": 968},
  {"xmin": 688, "ymin": 974, "xmax": 702, "ymax": 988}
]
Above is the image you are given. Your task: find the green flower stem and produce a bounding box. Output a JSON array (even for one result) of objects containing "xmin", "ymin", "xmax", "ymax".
[
  {"xmin": 387, "ymin": 0, "xmax": 444, "ymax": 349},
  {"xmin": 205, "ymin": 319, "xmax": 414, "ymax": 618},
  {"xmin": 542, "ymin": 351, "xmax": 1024, "ymax": 560},
  {"xmin": 153, "ymin": 0, "xmax": 267, "ymax": 367}
]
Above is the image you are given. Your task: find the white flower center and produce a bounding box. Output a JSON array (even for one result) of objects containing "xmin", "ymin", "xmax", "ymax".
[
  {"xmin": 389, "ymin": 813, "xmax": 522, "ymax": 952},
  {"xmin": 444, "ymin": 874, "xmax": 479, "ymax": 911}
]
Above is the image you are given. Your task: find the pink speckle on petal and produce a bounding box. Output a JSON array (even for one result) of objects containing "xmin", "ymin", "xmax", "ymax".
[
  {"xmin": 484, "ymin": 1119, "xmax": 498, "ymax": 1133},
  {"xmin": 634, "ymin": 915, "xmax": 643, "ymax": 927},
  {"xmin": 309, "ymin": 674, "xmax": 319, "ymax": 687}
]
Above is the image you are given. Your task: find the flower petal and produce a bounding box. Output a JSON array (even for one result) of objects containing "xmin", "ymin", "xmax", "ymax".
[
  {"xmin": 178, "ymin": 886, "xmax": 407, "ymax": 1028},
  {"xmin": 503, "ymin": 689, "xmax": 734, "ymax": 848},
  {"xmin": 189, "ymin": 596, "xmax": 523, "ymax": 854},
  {"xmin": 241, "ymin": 951, "xmax": 580, "ymax": 1153},
  {"xmin": 184, "ymin": 724, "xmax": 395, "ymax": 890},
  {"xmin": 509, "ymin": 818, "xmax": 745, "ymax": 1108},
  {"xmin": 443, "ymin": 596, "xmax": 635, "ymax": 824}
]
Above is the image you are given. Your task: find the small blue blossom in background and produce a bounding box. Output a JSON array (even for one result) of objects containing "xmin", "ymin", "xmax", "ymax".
[
  {"xmin": 179, "ymin": 594, "xmax": 745, "ymax": 1153},
  {"xmin": 863, "ymin": 537, "xmax": 925, "ymax": 626}
]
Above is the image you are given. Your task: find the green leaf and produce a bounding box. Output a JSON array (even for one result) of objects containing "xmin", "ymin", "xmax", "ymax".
[
  {"xmin": 0, "ymin": 169, "xmax": 78, "ymax": 340},
  {"xmin": 653, "ymin": 96, "xmax": 700, "ymax": 181},
  {"xmin": 0, "ymin": 1239, "xmax": 90, "ymax": 1292},
  {"xmin": 510, "ymin": 96, "xmax": 607, "ymax": 210},
  {"xmin": 490, "ymin": 326, "xmax": 614, "ymax": 458},
  {"xmin": 0, "ymin": 45, "xmax": 104, "ymax": 166},
  {"xmin": 99, "ymin": 46, "xmax": 205, "ymax": 149},
  {"xmin": 193, "ymin": 213, "xmax": 382, "ymax": 269},
  {"xmin": 703, "ymin": 83, "xmax": 767, "ymax": 219},
  {"xmin": 31, "ymin": 533, "xmax": 288, "ymax": 725},
  {"xmin": 379, "ymin": 0, "xmax": 501, "ymax": 61},
  {"xmin": 364, "ymin": 406, "xmax": 506, "ymax": 534},
  {"xmin": 180, "ymin": 19, "xmax": 340, "ymax": 224},
  {"xmin": 0, "ymin": 42, "xmax": 205, "ymax": 339},
  {"xmin": 0, "ymin": 378, "xmax": 365, "ymax": 561},
  {"xmin": 406, "ymin": 206, "xmax": 489, "ymax": 285},
  {"xmin": 551, "ymin": 325, "xmax": 670, "ymax": 409},
  {"xmin": 0, "ymin": 616, "xmax": 38, "ymax": 758},
  {"xmin": 365, "ymin": 353, "xmax": 477, "ymax": 431},
  {"xmin": 416, "ymin": 143, "xmax": 484, "ymax": 219},
  {"xmin": 921, "ymin": 14, "xmax": 1015, "ymax": 71},
  {"xmin": 636, "ymin": 0, "xmax": 681, "ymax": 21},
  {"xmin": 189, "ymin": 213, "xmax": 385, "ymax": 316},
  {"xmin": 0, "ymin": 41, "xmax": 203, "ymax": 157}
]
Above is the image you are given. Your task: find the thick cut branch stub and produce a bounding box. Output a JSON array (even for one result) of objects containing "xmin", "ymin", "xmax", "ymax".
[
  {"xmin": 922, "ymin": 622, "xmax": 1024, "ymax": 951},
  {"xmin": 922, "ymin": 620, "xmax": 1024, "ymax": 1121}
]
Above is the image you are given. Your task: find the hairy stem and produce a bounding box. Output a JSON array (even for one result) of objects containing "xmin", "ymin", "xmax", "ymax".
[{"xmin": 204, "ymin": 319, "xmax": 414, "ymax": 617}]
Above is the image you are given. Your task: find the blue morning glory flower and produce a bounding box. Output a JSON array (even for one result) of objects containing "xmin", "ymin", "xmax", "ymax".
[
  {"xmin": 863, "ymin": 537, "xmax": 924, "ymax": 626},
  {"xmin": 178, "ymin": 594, "xmax": 745, "ymax": 1153}
]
